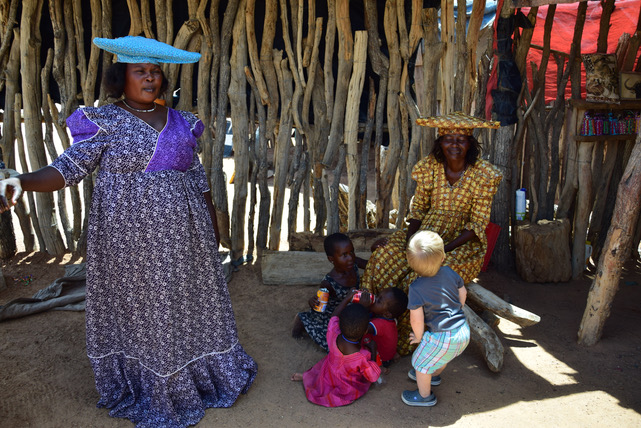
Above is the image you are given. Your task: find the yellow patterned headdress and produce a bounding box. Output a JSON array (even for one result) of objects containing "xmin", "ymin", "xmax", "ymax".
[{"xmin": 416, "ymin": 111, "xmax": 500, "ymax": 136}]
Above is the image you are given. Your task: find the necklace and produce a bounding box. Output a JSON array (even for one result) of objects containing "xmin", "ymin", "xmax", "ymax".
[
  {"xmin": 122, "ymin": 99, "xmax": 157, "ymax": 113},
  {"xmin": 446, "ymin": 164, "xmax": 468, "ymax": 186},
  {"xmin": 341, "ymin": 334, "xmax": 360, "ymax": 344}
]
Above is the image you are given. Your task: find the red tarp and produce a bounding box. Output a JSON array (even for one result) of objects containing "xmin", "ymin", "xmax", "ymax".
[{"xmin": 524, "ymin": 1, "xmax": 641, "ymax": 103}]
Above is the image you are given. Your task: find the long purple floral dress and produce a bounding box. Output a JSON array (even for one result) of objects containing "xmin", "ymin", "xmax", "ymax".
[{"xmin": 50, "ymin": 104, "xmax": 257, "ymax": 428}]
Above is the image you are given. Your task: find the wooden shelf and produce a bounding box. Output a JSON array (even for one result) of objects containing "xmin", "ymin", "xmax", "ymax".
[
  {"xmin": 569, "ymin": 99, "xmax": 641, "ymax": 110},
  {"xmin": 575, "ymin": 134, "xmax": 637, "ymax": 142}
]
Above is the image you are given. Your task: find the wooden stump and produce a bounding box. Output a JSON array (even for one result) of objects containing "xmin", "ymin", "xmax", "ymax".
[{"xmin": 515, "ymin": 219, "xmax": 572, "ymax": 283}]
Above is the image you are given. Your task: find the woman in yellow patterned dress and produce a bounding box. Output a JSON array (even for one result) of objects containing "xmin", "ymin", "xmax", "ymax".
[{"xmin": 361, "ymin": 112, "xmax": 502, "ymax": 355}]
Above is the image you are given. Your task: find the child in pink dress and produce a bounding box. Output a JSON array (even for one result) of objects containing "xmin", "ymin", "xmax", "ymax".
[{"xmin": 291, "ymin": 296, "xmax": 381, "ymax": 407}]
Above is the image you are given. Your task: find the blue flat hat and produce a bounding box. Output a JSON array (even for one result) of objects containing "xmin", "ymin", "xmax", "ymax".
[{"xmin": 93, "ymin": 36, "xmax": 201, "ymax": 64}]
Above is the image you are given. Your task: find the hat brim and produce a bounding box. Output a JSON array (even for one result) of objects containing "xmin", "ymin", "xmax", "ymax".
[{"xmin": 93, "ymin": 36, "xmax": 201, "ymax": 64}]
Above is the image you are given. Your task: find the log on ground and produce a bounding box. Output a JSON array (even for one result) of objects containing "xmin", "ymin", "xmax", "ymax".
[
  {"xmin": 467, "ymin": 283, "xmax": 541, "ymax": 327},
  {"xmin": 261, "ymin": 250, "xmax": 371, "ymax": 285},
  {"xmin": 463, "ymin": 305, "xmax": 505, "ymax": 372},
  {"xmin": 288, "ymin": 229, "xmax": 395, "ymax": 252}
]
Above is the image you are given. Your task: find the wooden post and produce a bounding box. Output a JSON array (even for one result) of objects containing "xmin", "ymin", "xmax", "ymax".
[
  {"xmin": 453, "ymin": 0, "xmax": 467, "ymax": 112},
  {"xmin": 322, "ymin": 0, "xmax": 353, "ymax": 167},
  {"xmin": 490, "ymin": 125, "xmax": 514, "ymax": 270},
  {"xmin": 578, "ymin": 137, "xmax": 641, "ymax": 346},
  {"xmin": 464, "ymin": 0, "xmax": 487, "ymax": 113},
  {"xmin": 345, "ymin": 31, "xmax": 367, "ymax": 231},
  {"xmin": 557, "ymin": 107, "xmax": 579, "ymax": 219},
  {"xmin": 20, "ymin": 0, "xmax": 65, "ymax": 255},
  {"xmin": 41, "ymin": 49, "xmax": 74, "ymax": 252},
  {"xmin": 229, "ymin": 0, "xmax": 249, "ymax": 262},
  {"xmin": 2, "ymin": 26, "xmax": 18, "ymax": 169},
  {"xmin": 268, "ymin": 54, "xmax": 294, "ymax": 249},
  {"xmin": 376, "ymin": 0, "xmax": 402, "ymax": 228},
  {"xmin": 15, "ymin": 94, "xmax": 45, "ymax": 251},
  {"xmin": 440, "ymin": 0, "xmax": 455, "ymax": 113},
  {"xmin": 572, "ymin": 141, "xmax": 594, "ymax": 278},
  {"xmin": 245, "ymin": 0, "xmax": 269, "ymax": 105},
  {"xmin": 211, "ymin": 0, "xmax": 241, "ymax": 249},
  {"xmin": 419, "ymin": 8, "xmax": 441, "ymax": 157}
]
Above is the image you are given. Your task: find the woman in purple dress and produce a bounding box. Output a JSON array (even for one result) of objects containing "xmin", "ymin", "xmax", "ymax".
[{"xmin": 0, "ymin": 37, "xmax": 256, "ymax": 427}]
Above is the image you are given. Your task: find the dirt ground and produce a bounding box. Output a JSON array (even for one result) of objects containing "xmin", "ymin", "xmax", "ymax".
[{"xmin": 1, "ymin": 250, "xmax": 640, "ymax": 428}]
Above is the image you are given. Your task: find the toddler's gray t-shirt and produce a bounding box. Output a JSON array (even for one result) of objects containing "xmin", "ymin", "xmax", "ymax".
[{"xmin": 407, "ymin": 266, "xmax": 466, "ymax": 332}]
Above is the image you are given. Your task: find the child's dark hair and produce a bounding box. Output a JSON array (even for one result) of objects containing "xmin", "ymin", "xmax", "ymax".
[
  {"xmin": 102, "ymin": 62, "xmax": 169, "ymax": 99},
  {"xmin": 324, "ymin": 233, "xmax": 351, "ymax": 257},
  {"xmin": 386, "ymin": 287, "xmax": 409, "ymax": 319},
  {"xmin": 339, "ymin": 303, "xmax": 370, "ymax": 342}
]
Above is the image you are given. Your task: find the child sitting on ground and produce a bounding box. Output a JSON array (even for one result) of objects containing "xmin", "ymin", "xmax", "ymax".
[
  {"xmin": 401, "ymin": 231, "xmax": 470, "ymax": 407},
  {"xmin": 361, "ymin": 287, "xmax": 408, "ymax": 369},
  {"xmin": 291, "ymin": 233, "xmax": 368, "ymax": 351},
  {"xmin": 291, "ymin": 297, "xmax": 381, "ymax": 407}
]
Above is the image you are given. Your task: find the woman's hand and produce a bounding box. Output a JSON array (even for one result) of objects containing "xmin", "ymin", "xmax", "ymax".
[
  {"xmin": 444, "ymin": 229, "xmax": 476, "ymax": 253},
  {"xmin": 0, "ymin": 178, "xmax": 22, "ymax": 213},
  {"xmin": 370, "ymin": 238, "xmax": 389, "ymax": 252},
  {"xmin": 406, "ymin": 219, "xmax": 421, "ymax": 244}
]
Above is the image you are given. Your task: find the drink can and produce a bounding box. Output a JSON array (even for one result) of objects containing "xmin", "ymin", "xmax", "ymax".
[
  {"xmin": 352, "ymin": 290, "xmax": 375, "ymax": 304},
  {"xmin": 314, "ymin": 288, "xmax": 330, "ymax": 312}
]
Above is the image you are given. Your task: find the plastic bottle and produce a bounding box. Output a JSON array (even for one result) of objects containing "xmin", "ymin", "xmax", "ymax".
[
  {"xmin": 516, "ymin": 188, "xmax": 526, "ymax": 221},
  {"xmin": 585, "ymin": 241, "xmax": 593, "ymax": 269}
]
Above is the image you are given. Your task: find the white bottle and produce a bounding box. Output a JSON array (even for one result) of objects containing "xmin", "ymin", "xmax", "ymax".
[
  {"xmin": 516, "ymin": 188, "xmax": 526, "ymax": 221},
  {"xmin": 585, "ymin": 241, "xmax": 593, "ymax": 269}
]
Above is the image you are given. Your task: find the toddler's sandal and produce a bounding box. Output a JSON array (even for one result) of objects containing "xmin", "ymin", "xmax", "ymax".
[
  {"xmin": 401, "ymin": 389, "xmax": 437, "ymax": 407},
  {"xmin": 407, "ymin": 369, "xmax": 441, "ymax": 386}
]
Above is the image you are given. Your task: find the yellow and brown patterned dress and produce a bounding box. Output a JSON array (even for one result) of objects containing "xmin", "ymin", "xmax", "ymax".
[{"xmin": 361, "ymin": 154, "xmax": 502, "ymax": 355}]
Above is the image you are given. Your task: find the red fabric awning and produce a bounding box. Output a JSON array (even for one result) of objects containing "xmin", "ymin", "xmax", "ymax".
[{"xmin": 524, "ymin": 1, "xmax": 641, "ymax": 103}]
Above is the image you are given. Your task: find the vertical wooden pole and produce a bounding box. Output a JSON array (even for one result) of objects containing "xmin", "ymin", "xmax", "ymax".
[
  {"xmin": 376, "ymin": 0, "xmax": 401, "ymax": 227},
  {"xmin": 229, "ymin": 0, "xmax": 249, "ymax": 262},
  {"xmin": 440, "ymin": 0, "xmax": 455, "ymax": 113},
  {"xmin": 20, "ymin": 0, "xmax": 65, "ymax": 255},
  {"xmin": 345, "ymin": 31, "xmax": 368, "ymax": 231},
  {"xmin": 268, "ymin": 54, "xmax": 294, "ymax": 249},
  {"xmin": 321, "ymin": 0, "xmax": 353, "ymax": 166},
  {"xmin": 212, "ymin": 0, "xmax": 241, "ymax": 249},
  {"xmin": 572, "ymin": 141, "xmax": 594, "ymax": 278},
  {"xmin": 578, "ymin": 138, "xmax": 641, "ymax": 346}
]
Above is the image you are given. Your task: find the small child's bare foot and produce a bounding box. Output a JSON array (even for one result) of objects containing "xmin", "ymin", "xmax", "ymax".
[
  {"xmin": 382, "ymin": 366, "xmax": 391, "ymax": 375},
  {"xmin": 393, "ymin": 352, "xmax": 401, "ymax": 363},
  {"xmin": 292, "ymin": 315, "xmax": 305, "ymax": 339},
  {"xmin": 291, "ymin": 373, "xmax": 304, "ymax": 381}
]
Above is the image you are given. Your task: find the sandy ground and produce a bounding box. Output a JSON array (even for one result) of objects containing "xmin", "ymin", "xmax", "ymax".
[{"xmin": 1, "ymin": 250, "xmax": 640, "ymax": 428}]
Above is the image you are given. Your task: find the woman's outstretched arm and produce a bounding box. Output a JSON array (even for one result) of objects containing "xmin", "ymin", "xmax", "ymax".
[{"xmin": 0, "ymin": 167, "xmax": 65, "ymax": 213}]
